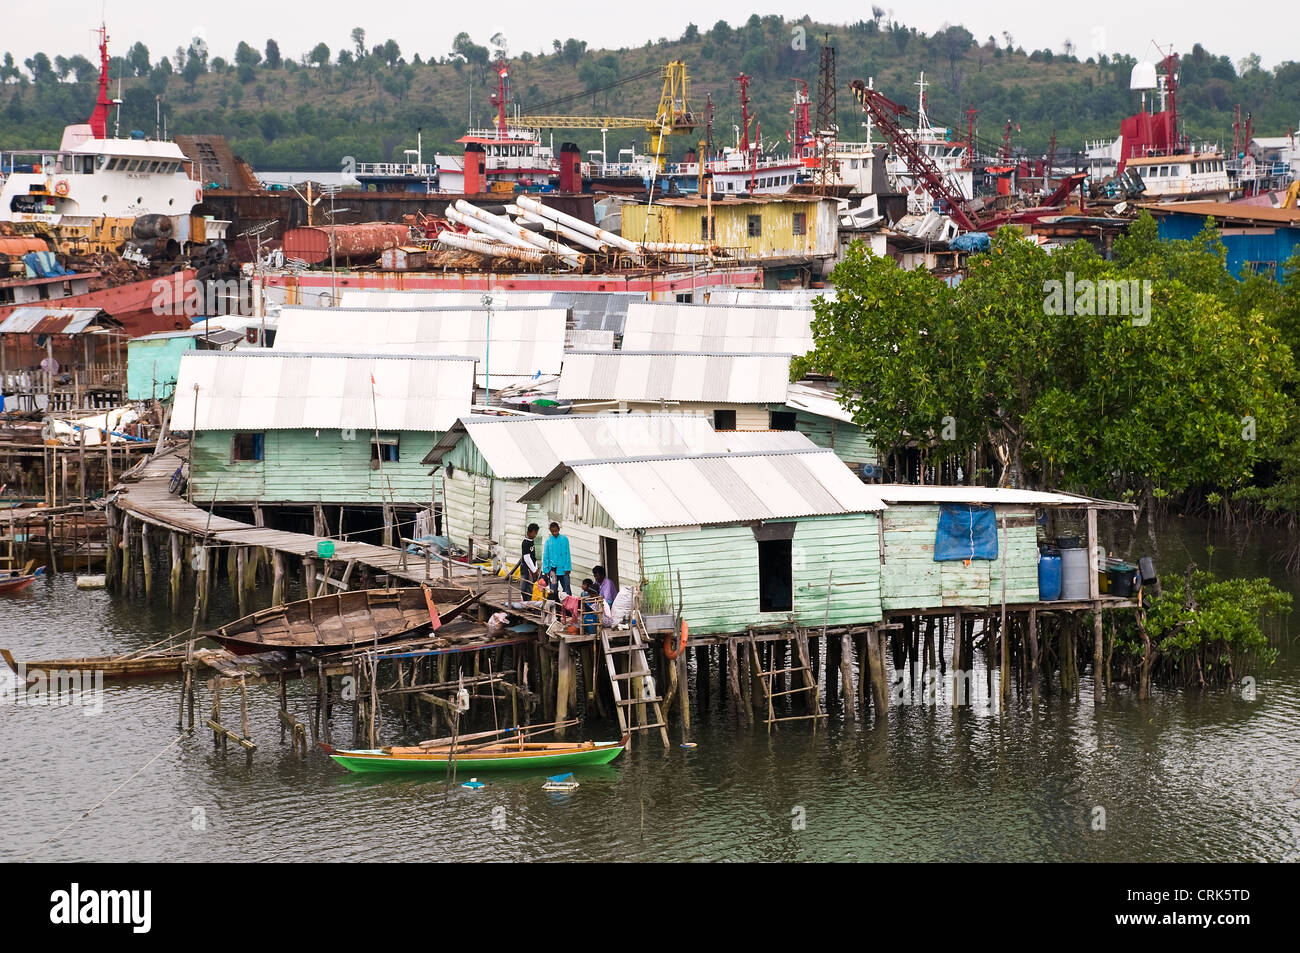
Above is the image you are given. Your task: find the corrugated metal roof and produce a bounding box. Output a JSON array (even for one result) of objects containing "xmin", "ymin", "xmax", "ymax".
[
  {"xmin": 620, "ymin": 302, "xmax": 815, "ymax": 355},
  {"xmin": 171, "ymin": 351, "xmax": 476, "ymax": 433},
  {"xmin": 705, "ymin": 289, "xmax": 837, "ymax": 307},
  {"xmin": 558, "ymin": 350, "xmax": 792, "ymax": 403},
  {"xmin": 337, "ymin": 290, "xmax": 638, "ymax": 332},
  {"xmin": 0, "ymin": 307, "xmax": 109, "ymax": 335},
  {"xmin": 714, "ymin": 430, "xmax": 818, "ymax": 453},
  {"xmin": 274, "ymin": 307, "xmax": 566, "ymax": 386},
  {"xmin": 519, "ymin": 448, "xmax": 885, "ymax": 528},
  {"xmin": 784, "ymin": 381, "xmax": 855, "ymax": 423},
  {"xmin": 423, "ymin": 412, "xmax": 725, "ymax": 477},
  {"xmin": 872, "ymin": 485, "xmax": 1096, "ymax": 506}
]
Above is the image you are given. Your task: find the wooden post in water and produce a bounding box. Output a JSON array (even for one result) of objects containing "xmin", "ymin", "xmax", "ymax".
[
  {"xmin": 555, "ymin": 640, "xmax": 572, "ymax": 739},
  {"xmin": 951, "ymin": 609, "xmax": 964, "ymax": 708},
  {"xmin": 140, "ymin": 523, "xmax": 152, "ymax": 600},
  {"xmin": 839, "ymin": 631, "xmax": 856, "ymax": 722},
  {"xmin": 727, "ymin": 638, "xmax": 748, "ymax": 725},
  {"xmin": 677, "ymin": 649, "xmax": 690, "ymax": 739},
  {"xmin": 1027, "ymin": 608, "xmax": 1041, "ymax": 704},
  {"xmin": 272, "ymin": 551, "xmax": 286, "ymax": 606},
  {"xmin": 865, "ymin": 624, "xmax": 888, "ymax": 715},
  {"xmin": 169, "ymin": 532, "xmax": 182, "ymax": 609}
]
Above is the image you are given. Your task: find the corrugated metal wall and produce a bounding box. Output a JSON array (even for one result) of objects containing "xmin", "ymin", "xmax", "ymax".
[
  {"xmin": 880, "ymin": 504, "xmax": 1039, "ymax": 610},
  {"xmin": 623, "ymin": 199, "xmax": 837, "ymax": 259},
  {"xmin": 127, "ymin": 337, "xmax": 195, "ymax": 401}
]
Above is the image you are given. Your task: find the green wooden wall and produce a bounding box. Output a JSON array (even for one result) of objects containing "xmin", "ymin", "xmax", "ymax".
[
  {"xmin": 880, "ymin": 504, "xmax": 1040, "ymax": 610},
  {"xmin": 190, "ymin": 429, "xmax": 442, "ymax": 505},
  {"xmin": 789, "ymin": 409, "xmax": 878, "ymax": 468},
  {"xmin": 127, "ymin": 336, "xmax": 195, "ymax": 401},
  {"xmin": 639, "ymin": 515, "xmax": 883, "ymax": 634}
]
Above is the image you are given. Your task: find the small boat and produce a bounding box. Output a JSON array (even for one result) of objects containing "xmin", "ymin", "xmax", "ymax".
[
  {"xmin": 326, "ymin": 734, "xmax": 630, "ymax": 774},
  {"xmin": 0, "ymin": 647, "xmax": 184, "ymax": 679},
  {"xmin": 0, "ymin": 567, "xmax": 42, "ymax": 594},
  {"xmin": 212, "ymin": 585, "xmax": 476, "ymax": 655}
]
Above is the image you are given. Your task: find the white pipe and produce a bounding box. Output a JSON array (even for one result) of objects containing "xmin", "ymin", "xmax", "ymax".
[
  {"xmin": 454, "ymin": 199, "xmax": 583, "ymax": 266},
  {"xmin": 445, "ymin": 205, "xmax": 536, "ymax": 251},
  {"xmin": 509, "ymin": 205, "xmax": 610, "ymax": 253},
  {"xmin": 438, "ymin": 231, "xmax": 547, "ymax": 264},
  {"xmin": 641, "ymin": 241, "xmax": 723, "ymax": 254},
  {"xmin": 515, "ymin": 194, "xmax": 640, "ymax": 256}
]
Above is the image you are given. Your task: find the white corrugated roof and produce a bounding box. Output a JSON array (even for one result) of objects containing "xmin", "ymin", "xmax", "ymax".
[
  {"xmin": 558, "ymin": 350, "xmax": 792, "ymax": 403},
  {"xmin": 520, "ymin": 448, "xmax": 885, "ymax": 528},
  {"xmin": 171, "ymin": 351, "xmax": 476, "ymax": 432},
  {"xmin": 704, "ymin": 289, "xmax": 837, "ymax": 307},
  {"xmin": 784, "ymin": 381, "xmax": 855, "ymax": 423},
  {"xmin": 621, "ymin": 301, "xmax": 815, "ymax": 355},
  {"xmin": 714, "ymin": 430, "xmax": 818, "ymax": 453},
  {"xmin": 873, "ymin": 485, "xmax": 1094, "ymax": 506},
  {"xmin": 428, "ymin": 412, "xmax": 726, "ymax": 478},
  {"xmin": 273, "ymin": 306, "xmax": 566, "ymax": 386},
  {"xmin": 341, "ymin": 290, "xmax": 558, "ymax": 309}
]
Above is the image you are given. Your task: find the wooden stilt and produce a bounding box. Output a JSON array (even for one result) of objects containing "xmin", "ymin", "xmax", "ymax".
[
  {"xmin": 169, "ymin": 532, "xmax": 182, "ymax": 609},
  {"xmin": 839, "ymin": 630, "xmax": 855, "ymax": 722}
]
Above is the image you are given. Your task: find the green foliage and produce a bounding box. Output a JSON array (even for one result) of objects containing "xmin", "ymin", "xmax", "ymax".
[
  {"xmin": 1113, "ymin": 569, "xmax": 1288, "ymax": 682},
  {"xmin": 812, "ymin": 218, "xmax": 1297, "ymax": 498},
  {"xmin": 640, "ymin": 573, "xmax": 673, "ymax": 614}
]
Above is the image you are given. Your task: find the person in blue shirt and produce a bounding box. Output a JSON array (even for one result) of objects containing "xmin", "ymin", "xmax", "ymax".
[{"xmin": 541, "ymin": 521, "xmax": 572, "ymax": 596}]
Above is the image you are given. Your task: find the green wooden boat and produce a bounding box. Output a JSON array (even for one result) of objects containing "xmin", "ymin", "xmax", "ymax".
[{"xmin": 326, "ymin": 733, "xmax": 630, "ymax": 773}]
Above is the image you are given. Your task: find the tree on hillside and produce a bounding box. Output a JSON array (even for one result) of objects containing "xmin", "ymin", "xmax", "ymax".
[
  {"xmin": 235, "ymin": 41, "xmax": 262, "ymax": 83},
  {"xmin": 310, "ymin": 43, "xmax": 331, "ymax": 68},
  {"xmin": 126, "ymin": 42, "xmax": 150, "ymax": 77},
  {"xmin": 561, "ymin": 38, "xmax": 587, "ymax": 69},
  {"xmin": 147, "ymin": 63, "xmax": 169, "ymax": 98},
  {"xmin": 351, "ymin": 28, "xmax": 367, "ymax": 60},
  {"xmin": 381, "ymin": 40, "xmax": 401, "ymax": 67},
  {"xmin": 54, "ymin": 55, "xmax": 71, "ymax": 81},
  {"xmin": 24, "ymin": 52, "xmax": 53, "ymax": 84},
  {"xmin": 683, "ymin": 24, "xmax": 699, "ymax": 42},
  {"xmin": 69, "ymin": 55, "xmax": 95, "ymax": 84},
  {"xmin": 265, "ymin": 39, "xmax": 282, "ymax": 70}
]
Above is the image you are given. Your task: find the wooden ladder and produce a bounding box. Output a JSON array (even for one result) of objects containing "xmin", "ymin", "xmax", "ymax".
[
  {"xmin": 599, "ymin": 612, "xmax": 669, "ymax": 749},
  {"xmin": 749, "ymin": 627, "xmax": 825, "ymax": 731}
]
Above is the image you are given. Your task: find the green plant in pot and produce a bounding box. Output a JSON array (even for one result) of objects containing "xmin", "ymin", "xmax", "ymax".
[{"xmin": 639, "ymin": 573, "xmax": 674, "ymax": 630}]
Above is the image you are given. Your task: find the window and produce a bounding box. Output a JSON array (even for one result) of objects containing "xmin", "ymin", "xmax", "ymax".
[
  {"xmin": 747, "ymin": 214, "xmax": 762, "ymax": 237},
  {"xmin": 758, "ymin": 538, "xmax": 793, "ymax": 612},
  {"xmin": 701, "ymin": 216, "xmax": 711, "ymax": 241},
  {"xmin": 231, "ymin": 433, "xmax": 264, "ymax": 462},
  {"xmin": 792, "ymin": 212, "xmax": 806, "ymax": 236},
  {"xmin": 371, "ymin": 437, "xmax": 400, "ymax": 464},
  {"xmin": 1244, "ymin": 261, "xmax": 1277, "ymax": 278},
  {"xmin": 769, "ymin": 411, "xmax": 796, "ymax": 431},
  {"xmin": 712, "ymin": 409, "xmax": 736, "ymax": 430}
]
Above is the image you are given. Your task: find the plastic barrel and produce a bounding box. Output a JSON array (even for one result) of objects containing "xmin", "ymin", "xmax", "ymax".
[
  {"xmin": 1060, "ymin": 547, "xmax": 1090, "ymax": 600},
  {"xmin": 1108, "ymin": 564, "xmax": 1136, "ymax": 597},
  {"xmin": 1038, "ymin": 551, "xmax": 1062, "ymax": 601},
  {"xmin": 316, "ymin": 539, "xmax": 335, "ymax": 559}
]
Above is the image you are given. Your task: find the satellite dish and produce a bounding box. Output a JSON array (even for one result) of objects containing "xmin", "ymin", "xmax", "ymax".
[{"xmin": 1130, "ymin": 62, "xmax": 1158, "ymax": 90}]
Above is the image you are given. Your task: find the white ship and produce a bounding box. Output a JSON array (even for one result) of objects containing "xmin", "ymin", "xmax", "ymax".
[{"xmin": 0, "ymin": 24, "xmax": 206, "ymax": 254}]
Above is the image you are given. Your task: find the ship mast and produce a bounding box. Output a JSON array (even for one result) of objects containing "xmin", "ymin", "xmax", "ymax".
[
  {"xmin": 735, "ymin": 73, "xmax": 752, "ymax": 153},
  {"xmin": 88, "ymin": 22, "xmax": 114, "ymax": 139}
]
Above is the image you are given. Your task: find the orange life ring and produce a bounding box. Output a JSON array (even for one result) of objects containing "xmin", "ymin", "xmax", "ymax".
[
  {"xmin": 195, "ymin": 188, "xmax": 203, "ymax": 203},
  {"xmin": 664, "ymin": 618, "xmax": 689, "ymax": 660},
  {"xmin": 53, "ymin": 179, "xmax": 70, "ymax": 196}
]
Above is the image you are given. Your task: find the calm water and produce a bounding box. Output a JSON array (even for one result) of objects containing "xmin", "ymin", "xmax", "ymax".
[{"xmin": 2, "ymin": 518, "xmax": 1297, "ymax": 863}]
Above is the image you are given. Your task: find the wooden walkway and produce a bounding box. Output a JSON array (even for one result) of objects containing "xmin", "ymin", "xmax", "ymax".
[{"xmin": 113, "ymin": 448, "xmax": 515, "ymax": 595}]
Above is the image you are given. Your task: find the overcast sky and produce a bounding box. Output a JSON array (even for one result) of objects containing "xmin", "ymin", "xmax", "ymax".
[{"xmin": 8, "ymin": 1, "xmax": 1291, "ymax": 72}]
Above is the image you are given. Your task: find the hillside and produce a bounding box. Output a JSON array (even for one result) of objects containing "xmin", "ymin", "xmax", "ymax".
[{"xmin": 2, "ymin": 16, "xmax": 1297, "ymax": 171}]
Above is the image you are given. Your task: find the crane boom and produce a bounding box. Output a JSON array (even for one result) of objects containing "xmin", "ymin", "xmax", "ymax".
[{"xmin": 848, "ymin": 79, "xmax": 979, "ymax": 231}]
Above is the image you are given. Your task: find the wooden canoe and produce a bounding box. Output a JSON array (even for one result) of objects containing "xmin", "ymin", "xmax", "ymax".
[
  {"xmin": 0, "ymin": 647, "xmax": 185, "ymax": 679},
  {"xmin": 212, "ymin": 586, "xmax": 476, "ymax": 655},
  {"xmin": 0, "ymin": 570, "xmax": 40, "ymax": 594},
  {"xmin": 326, "ymin": 734, "xmax": 630, "ymax": 773}
]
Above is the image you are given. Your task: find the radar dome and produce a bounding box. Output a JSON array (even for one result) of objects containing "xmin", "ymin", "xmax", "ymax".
[{"xmin": 1130, "ymin": 62, "xmax": 1158, "ymax": 90}]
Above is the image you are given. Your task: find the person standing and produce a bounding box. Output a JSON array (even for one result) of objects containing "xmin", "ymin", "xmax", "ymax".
[
  {"xmin": 519, "ymin": 523, "xmax": 540, "ymax": 599},
  {"xmin": 541, "ymin": 521, "xmax": 572, "ymax": 596}
]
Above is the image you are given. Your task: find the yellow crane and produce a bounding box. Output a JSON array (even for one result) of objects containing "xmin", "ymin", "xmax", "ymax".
[{"xmin": 518, "ymin": 61, "xmax": 696, "ymax": 171}]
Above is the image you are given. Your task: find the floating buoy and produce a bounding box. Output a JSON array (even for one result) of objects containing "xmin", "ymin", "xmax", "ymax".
[
  {"xmin": 680, "ymin": 742, "xmax": 698, "ymax": 749},
  {"xmin": 461, "ymin": 778, "xmax": 484, "ymax": 790},
  {"xmin": 543, "ymin": 772, "xmax": 579, "ymax": 792},
  {"xmin": 76, "ymin": 574, "xmax": 107, "ymax": 590}
]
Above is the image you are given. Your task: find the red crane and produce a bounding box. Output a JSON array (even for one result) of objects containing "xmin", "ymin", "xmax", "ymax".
[{"xmin": 848, "ymin": 79, "xmax": 980, "ymax": 231}]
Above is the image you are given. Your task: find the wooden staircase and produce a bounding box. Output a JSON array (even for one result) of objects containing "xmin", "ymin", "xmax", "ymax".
[
  {"xmin": 749, "ymin": 628, "xmax": 825, "ymax": 731},
  {"xmin": 599, "ymin": 611, "xmax": 669, "ymax": 749}
]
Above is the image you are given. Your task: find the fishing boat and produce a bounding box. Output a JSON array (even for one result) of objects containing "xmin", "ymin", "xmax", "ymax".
[
  {"xmin": 211, "ymin": 585, "xmax": 475, "ymax": 655},
  {"xmin": 326, "ymin": 733, "xmax": 630, "ymax": 773},
  {"xmin": 0, "ymin": 566, "xmax": 42, "ymax": 594}
]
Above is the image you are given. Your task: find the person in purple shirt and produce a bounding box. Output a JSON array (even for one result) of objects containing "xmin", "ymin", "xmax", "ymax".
[{"xmin": 593, "ymin": 565, "xmax": 617, "ymax": 605}]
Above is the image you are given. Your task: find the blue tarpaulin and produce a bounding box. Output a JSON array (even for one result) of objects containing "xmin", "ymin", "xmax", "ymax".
[{"xmin": 933, "ymin": 503, "xmax": 998, "ymax": 561}]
